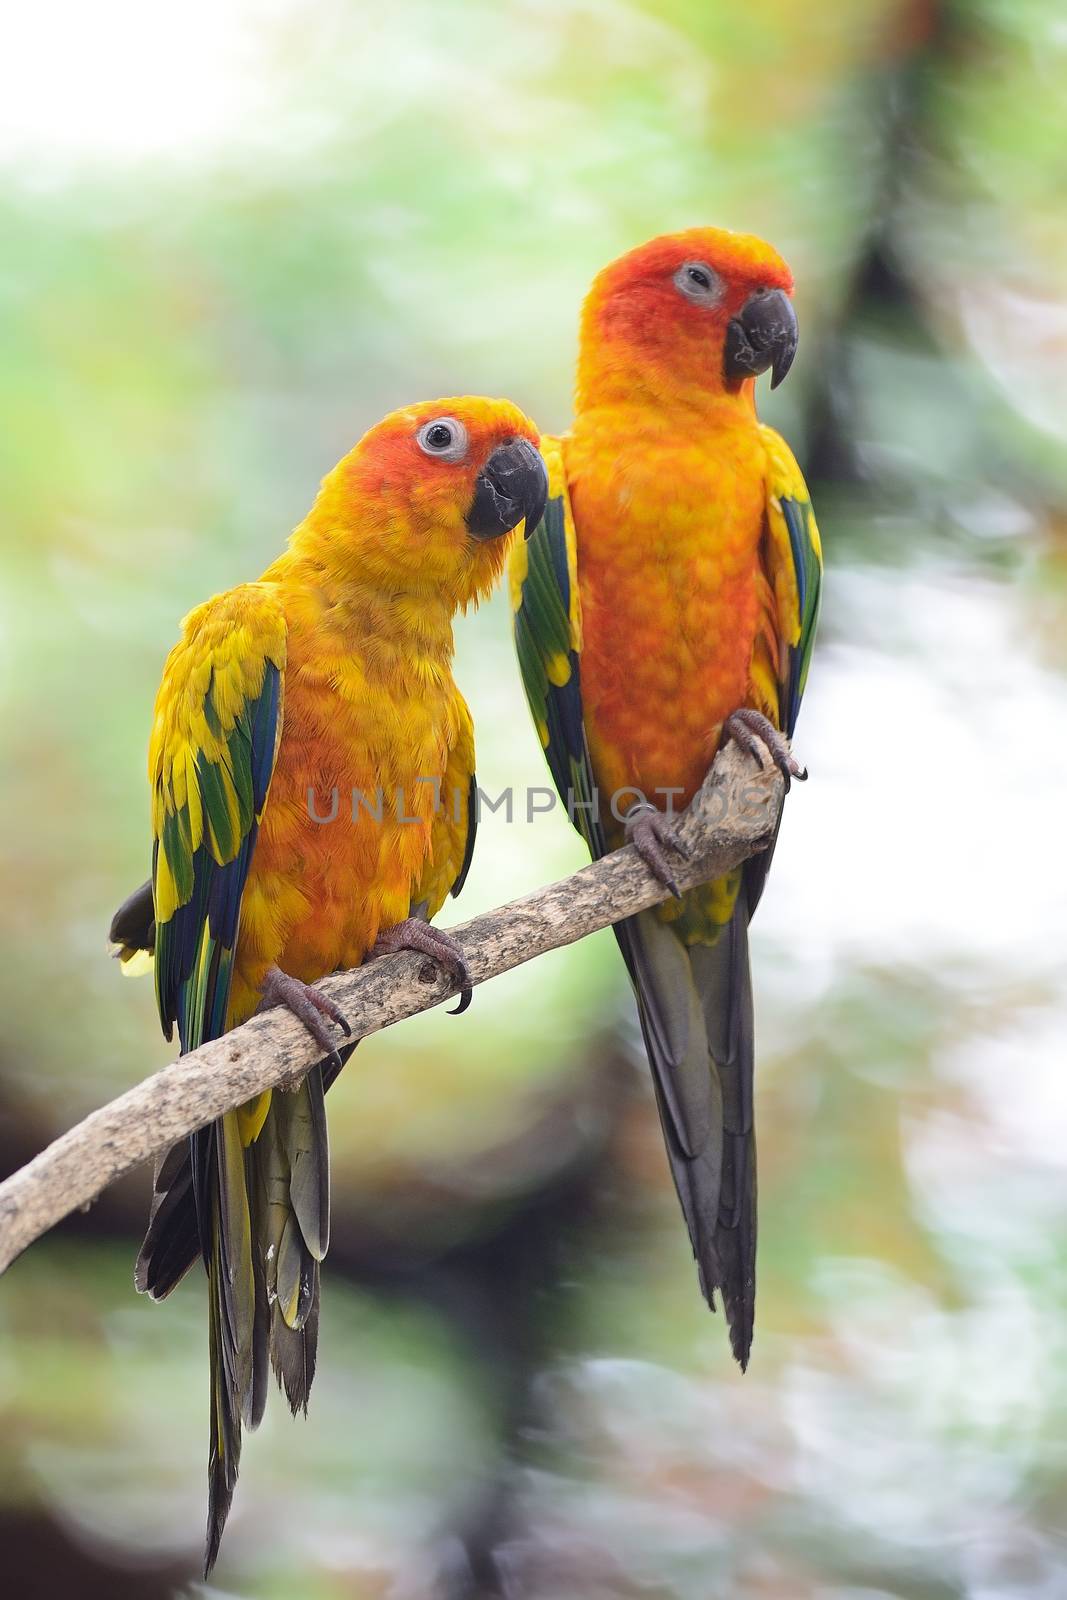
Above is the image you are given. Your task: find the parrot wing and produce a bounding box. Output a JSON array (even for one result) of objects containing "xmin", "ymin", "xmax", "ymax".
[
  {"xmin": 150, "ymin": 583, "xmax": 286, "ymax": 1052},
  {"xmin": 510, "ymin": 437, "xmax": 606, "ymax": 859},
  {"xmin": 742, "ymin": 426, "xmax": 824, "ymax": 916},
  {"xmin": 141, "ymin": 581, "xmax": 287, "ymax": 1572},
  {"xmin": 759, "ymin": 423, "xmax": 822, "ymax": 741}
]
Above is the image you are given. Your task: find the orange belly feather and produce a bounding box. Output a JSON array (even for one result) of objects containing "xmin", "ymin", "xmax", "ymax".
[
  {"xmin": 565, "ymin": 408, "xmax": 767, "ymax": 831},
  {"xmin": 226, "ymin": 593, "xmax": 459, "ymax": 1026}
]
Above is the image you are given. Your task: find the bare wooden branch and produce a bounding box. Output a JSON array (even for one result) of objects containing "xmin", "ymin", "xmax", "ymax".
[{"xmin": 0, "ymin": 745, "xmax": 784, "ymax": 1276}]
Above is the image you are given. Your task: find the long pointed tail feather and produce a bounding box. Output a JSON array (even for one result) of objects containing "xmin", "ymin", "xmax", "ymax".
[
  {"xmin": 204, "ymin": 1112, "xmax": 256, "ymax": 1573},
  {"xmin": 616, "ymin": 892, "xmax": 757, "ymax": 1368},
  {"xmin": 119, "ymin": 872, "xmax": 347, "ymax": 1567},
  {"xmin": 252, "ymin": 1068, "xmax": 329, "ymax": 1416},
  {"xmin": 136, "ymin": 1054, "xmax": 345, "ymax": 1573}
]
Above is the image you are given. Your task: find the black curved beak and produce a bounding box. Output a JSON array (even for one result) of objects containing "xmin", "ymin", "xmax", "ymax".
[
  {"xmin": 723, "ymin": 288, "xmax": 798, "ymax": 389},
  {"xmin": 465, "ymin": 438, "xmax": 549, "ymax": 542}
]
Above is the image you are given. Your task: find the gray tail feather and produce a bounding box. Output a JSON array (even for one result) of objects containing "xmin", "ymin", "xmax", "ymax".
[
  {"xmin": 136, "ymin": 1053, "xmax": 347, "ymax": 1575},
  {"xmin": 117, "ymin": 860, "xmax": 353, "ymax": 1569},
  {"xmin": 251, "ymin": 1065, "xmax": 330, "ymax": 1418},
  {"xmin": 135, "ymin": 1042, "xmax": 356, "ymax": 1303},
  {"xmin": 204, "ymin": 1110, "xmax": 256, "ymax": 1575},
  {"xmin": 616, "ymin": 894, "xmax": 756, "ymax": 1368},
  {"xmin": 268, "ymin": 1268, "xmax": 320, "ymax": 1414}
]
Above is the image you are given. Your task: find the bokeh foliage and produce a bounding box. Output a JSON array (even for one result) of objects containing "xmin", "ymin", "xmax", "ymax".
[{"xmin": 2, "ymin": 0, "xmax": 1066, "ymax": 1595}]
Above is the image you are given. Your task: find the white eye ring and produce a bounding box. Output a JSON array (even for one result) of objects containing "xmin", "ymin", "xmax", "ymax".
[
  {"xmin": 673, "ymin": 260, "xmax": 724, "ymax": 307},
  {"xmin": 416, "ymin": 416, "xmax": 469, "ymax": 463}
]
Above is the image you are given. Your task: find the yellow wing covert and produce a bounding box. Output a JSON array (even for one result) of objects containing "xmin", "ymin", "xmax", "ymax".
[{"xmin": 150, "ymin": 583, "xmax": 286, "ymax": 1052}]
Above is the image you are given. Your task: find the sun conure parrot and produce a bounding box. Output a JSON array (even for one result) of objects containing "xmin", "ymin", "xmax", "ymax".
[
  {"xmin": 509, "ymin": 229, "xmax": 821, "ymax": 1368},
  {"xmin": 108, "ymin": 396, "xmax": 547, "ymax": 1571}
]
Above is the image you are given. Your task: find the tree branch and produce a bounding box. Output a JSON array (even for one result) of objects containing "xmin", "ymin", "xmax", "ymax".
[{"xmin": 0, "ymin": 745, "xmax": 784, "ymax": 1276}]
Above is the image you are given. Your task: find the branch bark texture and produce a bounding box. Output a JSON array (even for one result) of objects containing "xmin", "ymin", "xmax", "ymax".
[{"xmin": 0, "ymin": 745, "xmax": 784, "ymax": 1275}]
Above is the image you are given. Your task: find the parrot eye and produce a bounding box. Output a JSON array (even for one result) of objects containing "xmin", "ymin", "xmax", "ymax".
[
  {"xmin": 416, "ymin": 416, "xmax": 469, "ymax": 463},
  {"xmin": 673, "ymin": 260, "xmax": 724, "ymax": 307}
]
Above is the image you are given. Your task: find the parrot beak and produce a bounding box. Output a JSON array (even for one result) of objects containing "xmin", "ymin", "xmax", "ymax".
[
  {"xmin": 466, "ymin": 438, "xmax": 549, "ymax": 542},
  {"xmin": 723, "ymin": 288, "xmax": 798, "ymax": 389}
]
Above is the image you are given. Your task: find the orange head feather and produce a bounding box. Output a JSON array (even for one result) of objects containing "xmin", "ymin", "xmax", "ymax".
[
  {"xmin": 576, "ymin": 227, "xmax": 796, "ymax": 411},
  {"xmin": 293, "ymin": 396, "xmax": 544, "ymax": 609}
]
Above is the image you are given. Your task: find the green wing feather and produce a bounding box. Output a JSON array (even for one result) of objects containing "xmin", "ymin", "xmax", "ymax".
[
  {"xmin": 760, "ymin": 423, "xmax": 823, "ymax": 740},
  {"xmin": 780, "ymin": 491, "xmax": 822, "ymax": 736},
  {"xmin": 151, "ymin": 587, "xmax": 286, "ymax": 1053},
  {"xmin": 142, "ymin": 584, "xmax": 290, "ymax": 1574},
  {"xmin": 509, "ymin": 440, "xmax": 605, "ymax": 860}
]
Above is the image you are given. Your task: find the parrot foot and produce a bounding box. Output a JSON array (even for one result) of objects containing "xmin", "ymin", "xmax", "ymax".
[
  {"xmin": 624, "ymin": 803, "xmax": 690, "ymax": 900},
  {"xmin": 258, "ymin": 966, "xmax": 352, "ymax": 1071},
  {"xmin": 724, "ymin": 708, "xmax": 807, "ymax": 790},
  {"xmin": 372, "ymin": 919, "xmax": 473, "ymax": 1016}
]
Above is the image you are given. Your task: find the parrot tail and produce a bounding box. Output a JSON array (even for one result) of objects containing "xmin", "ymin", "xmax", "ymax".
[
  {"xmin": 136, "ymin": 1060, "xmax": 341, "ymax": 1574},
  {"xmin": 116, "ymin": 878, "xmax": 345, "ymax": 1565},
  {"xmin": 251, "ymin": 1067, "xmax": 330, "ymax": 1417},
  {"xmin": 616, "ymin": 890, "xmax": 756, "ymax": 1368},
  {"xmin": 136, "ymin": 1046, "xmax": 354, "ymax": 1301},
  {"xmin": 201, "ymin": 1110, "xmax": 258, "ymax": 1574}
]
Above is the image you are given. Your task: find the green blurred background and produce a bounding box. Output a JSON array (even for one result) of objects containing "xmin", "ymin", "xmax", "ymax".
[{"xmin": 3, "ymin": 0, "xmax": 1067, "ymax": 1595}]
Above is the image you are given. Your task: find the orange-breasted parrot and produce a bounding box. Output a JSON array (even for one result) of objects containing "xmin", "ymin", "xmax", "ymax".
[
  {"xmin": 509, "ymin": 229, "xmax": 821, "ymax": 1368},
  {"xmin": 109, "ymin": 397, "xmax": 546, "ymax": 1570}
]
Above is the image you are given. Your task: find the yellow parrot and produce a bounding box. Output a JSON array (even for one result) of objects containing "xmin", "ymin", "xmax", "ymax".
[{"xmin": 110, "ymin": 395, "xmax": 546, "ymax": 1569}]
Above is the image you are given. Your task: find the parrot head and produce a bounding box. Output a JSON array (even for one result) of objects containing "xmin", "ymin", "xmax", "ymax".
[
  {"xmin": 309, "ymin": 397, "xmax": 546, "ymax": 607},
  {"xmin": 576, "ymin": 227, "xmax": 798, "ymax": 406}
]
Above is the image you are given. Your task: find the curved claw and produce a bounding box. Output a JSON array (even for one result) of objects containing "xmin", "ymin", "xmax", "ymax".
[
  {"xmin": 625, "ymin": 802, "xmax": 689, "ymax": 899},
  {"xmin": 372, "ymin": 918, "xmax": 473, "ymax": 1014},
  {"xmin": 259, "ymin": 966, "xmax": 351, "ymax": 1071},
  {"xmin": 724, "ymin": 708, "xmax": 806, "ymax": 789}
]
